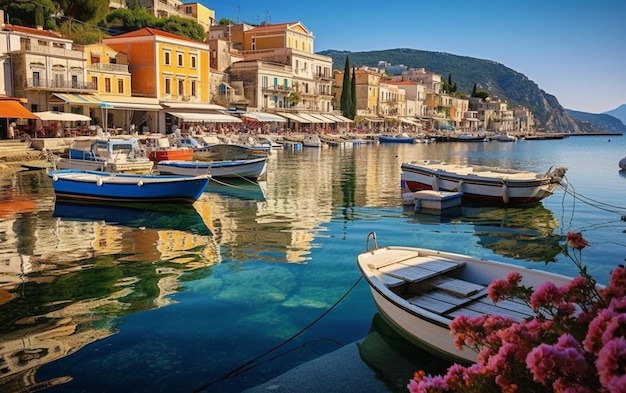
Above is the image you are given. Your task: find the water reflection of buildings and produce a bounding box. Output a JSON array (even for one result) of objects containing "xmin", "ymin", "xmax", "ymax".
[{"xmin": 0, "ymin": 196, "xmax": 221, "ymax": 391}]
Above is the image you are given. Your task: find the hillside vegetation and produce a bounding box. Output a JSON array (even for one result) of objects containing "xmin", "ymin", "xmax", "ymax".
[{"xmin": 319, "ymin": 48, "xmax": 616, "ymax": 134}]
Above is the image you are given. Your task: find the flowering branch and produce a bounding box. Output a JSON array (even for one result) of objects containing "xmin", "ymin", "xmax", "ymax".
[{"xmin": 408, "ymin": 232, "xmax": 626, "ymax": 393}]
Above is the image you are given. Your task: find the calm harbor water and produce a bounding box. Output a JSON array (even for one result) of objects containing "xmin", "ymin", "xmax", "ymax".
[{"xmin": 1, "ymin": 135, "xmax": 626, "ymax": 392}]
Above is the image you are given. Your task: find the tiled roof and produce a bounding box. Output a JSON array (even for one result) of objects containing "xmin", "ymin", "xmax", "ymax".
[
  {"xmin": 249, "ymin": 22, "xmax": 301, "ymax": 32},
  {"xmin": 3, "ymin": 24, "xmax": 63, "ymax": 39},
  {"xmin": 110, "ymin": 27, "xmax": 195, "ymax": 43}
]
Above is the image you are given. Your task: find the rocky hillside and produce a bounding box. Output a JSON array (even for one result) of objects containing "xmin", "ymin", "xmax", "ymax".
[{"xmin": 319, "ymin": 48, "xmax": 609, "ymax": 134}]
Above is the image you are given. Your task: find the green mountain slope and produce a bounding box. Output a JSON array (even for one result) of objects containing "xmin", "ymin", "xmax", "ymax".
[{"xmin": 319, "ymin": 48, "xmax": 611, "ymax": 134}]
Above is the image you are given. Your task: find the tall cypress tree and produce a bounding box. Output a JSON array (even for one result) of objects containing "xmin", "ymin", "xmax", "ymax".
[
  {"xmin": 340, "ymin": 56, "xmax": 352, "ymax": 118},
  {"xmin": 350, "ymin": 67, "xmax": 357, "ymax": 119}
]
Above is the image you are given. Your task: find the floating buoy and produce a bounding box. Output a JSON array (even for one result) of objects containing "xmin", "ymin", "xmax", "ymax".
[
  {"xmin": 137, "ymin": 180, "xmax": 144, "ymax": 187},
  {"xmin": 52, "ymin": 175, "xmax": 58, "ymax": 181},
  {"xmin": 97, "ymin": 178, "xmax": 103, "ymax": 186}
]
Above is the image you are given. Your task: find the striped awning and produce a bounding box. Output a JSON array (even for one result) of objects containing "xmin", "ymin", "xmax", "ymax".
[
  {"xmin": 297, "ymin": 113, "xmax": 324, "ymax": 123},
  {"xmin": 277, "ymin": 112, "xmax": 310, "ymax": 123},
  {"xmin": 309, "ymin": 113, "xmax": 335, "ymax": 123},
  {"xmin": 98, "ymin": 95, "xmax": 162, "ymax": 111},
  {"xmin": 241, "ymin": 112, "xmax": 287, "ymax": 122},
  {"xmin": 166, "ymin": 111, "xmax": 242, "ymax": 123},
  {"xmin": 52, "ymin": 93, "xmax": 102, "ymax": 105}
]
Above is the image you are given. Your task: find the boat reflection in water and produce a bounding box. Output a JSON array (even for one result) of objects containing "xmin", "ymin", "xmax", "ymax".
[
  {"xmin": 405, "ymin": 203, "xmax": 562, "ymax": 263},
  {"xmin": 0, "ymin": 198, "xmax": 220, "ymax": 392},
  {"xmin": 358, "ymin": 313, "xmax": 451, "ymax": 393},
  {"xmin": 205, "ymin": 178, "xmax": 268, "ymax": 201}
]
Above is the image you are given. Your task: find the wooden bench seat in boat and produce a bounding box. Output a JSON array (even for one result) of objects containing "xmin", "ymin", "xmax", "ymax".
[
  {"xmin": 447, "ymin": 297, "xmax": 535, "ymax": 322},
  {"xmin": 375, "ymin": 256, "xmax": 465, "ymax": 283}
]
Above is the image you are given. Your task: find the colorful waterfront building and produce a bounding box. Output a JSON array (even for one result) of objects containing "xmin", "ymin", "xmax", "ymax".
[{"xmin": 103, "ymin": 27, "xmax": 226, "ymax": 133}]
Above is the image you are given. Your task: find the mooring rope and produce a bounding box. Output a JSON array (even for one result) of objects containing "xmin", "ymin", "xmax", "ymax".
[{"xmin": 192, "ymin": 275, "xmax": 363, "ymax": 392}]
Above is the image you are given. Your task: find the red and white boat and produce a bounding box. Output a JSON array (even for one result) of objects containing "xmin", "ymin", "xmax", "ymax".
[
  {"xmin": 144, "ymin": 135, "xmax": 193, "ymax": 162},
  {"xmin": 401, "ymin": 160, "xmax": 567, "ymax": 205}
]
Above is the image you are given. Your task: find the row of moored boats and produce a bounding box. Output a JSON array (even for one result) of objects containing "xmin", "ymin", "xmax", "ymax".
[{"xmin": 47, "ymin": 133, "xmax": 274, "ymax": 204}]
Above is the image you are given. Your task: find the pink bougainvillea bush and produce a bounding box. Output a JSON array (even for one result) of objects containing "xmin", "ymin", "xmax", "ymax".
[{"xmin": 408, "ymin": 232, "xmax": 626, "ymax": 393}]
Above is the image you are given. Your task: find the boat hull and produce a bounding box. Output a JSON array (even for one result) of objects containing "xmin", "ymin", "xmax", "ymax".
[
  {"xmin": 378, "ymin": 136, "xmax": 414, "ymax": 143},
  {"xmin": 48, "ymin": 169, "xmax": 209, "ymax": 203},
  {"xmin": 401, "ymin": 160, "xmax": 566, "ymax": 205},
  {"xmin": 357, "ymin": 244, "xmax": 575, "ymax": 364},
  {"xmin": 148, "ymin": 149, "xmax": 194, "ymax": 162},
  {"xmin": 157, "ymin": 157, "xmax": 267, "ymax": 179}
]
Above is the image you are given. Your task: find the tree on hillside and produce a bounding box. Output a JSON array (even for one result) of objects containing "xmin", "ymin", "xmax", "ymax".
[
  {"xmin": 340, "ymin": 56, "xmax": 352, "ymax": 119},
  {"xmin": 57, "ymin": 0, "xmax": 110, "ymax": 24},
  {"xmin": 349, "ymin": 67, "xmax": 357, "ymax": 119},
  {"xmin": 0, "ymin": 0, "xmax": 57, "ymax": 29},
  {"xmin": 106, "ymin": 6, "xmax": 205, "ymax": 41}
]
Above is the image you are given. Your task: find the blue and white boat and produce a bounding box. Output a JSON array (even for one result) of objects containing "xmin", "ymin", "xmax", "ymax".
[
  {"xmin": 48, "ymin": 169, "xmax": 210, "ymax": 204},
  {"xmin": 378, "ymin": 133, "xmax": 415, "ymax": 144},
  {"xmin": 157, "ymin": 157, "xmax": 268, "ymax": 180},
  {"xmin": 53, "ymin": 137, "xmax": 154, "ymax": 174}
]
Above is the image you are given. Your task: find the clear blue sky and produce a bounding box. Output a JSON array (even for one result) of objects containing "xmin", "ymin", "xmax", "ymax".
[{"xmin": 205, "ymin": 1, "xmax": 625, "ymax": 114}]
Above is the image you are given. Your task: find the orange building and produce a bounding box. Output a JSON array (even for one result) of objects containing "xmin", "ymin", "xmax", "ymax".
[{"xmin": 103, "ymin": 28, "xmax": 224, "ymax": 133}]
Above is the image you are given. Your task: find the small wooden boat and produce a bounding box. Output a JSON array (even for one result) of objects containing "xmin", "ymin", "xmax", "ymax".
[
  {"xmin": 454, "ymin": 134, "xmax": 488, "ymax": 142},
  {"xmin": 156, "ymin": 156, "xmax": 268, "ymax": 180},
  {"xmin": 401, "ymin": 160, "xmax": 567, "ymax": 205},
  {"xmin": 378, "ymin": 133, "xmax": 415, "ymax": 144},
  {"xmin": 54, "ymin": 138, "xmax": 154, "ymax": 174},
  {"xmin": 357, "ymin": 231, "xmax": 574, "ymax": 364},
  {"xmin": 302, "ymin": 133, "xmax": 323, "ymax": 148},
  {"xmin": 144, "ymin": 134, "xmax": 194, "ymax": 162},
  {"xmin": 48, "ymin": 169, "xmax": 210, "ymax": 203}
]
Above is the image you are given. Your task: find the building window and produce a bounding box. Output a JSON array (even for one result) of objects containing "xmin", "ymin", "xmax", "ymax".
[
  {"xmin": 178, "ymin": 79, "xmax": 184, "ymax": 96},
  {"xmin": 118, "ymin": 79, "xmax": 124, "ymax": 94},
  {"xmin": 165, "ymin": 78, "xmax": 171, "ymax": 95},
  {"xmin": 71, "ymin": 75, "xmax": 78, "ymax": 88},
  {"xmin": 54, "ymin": 73, "xmax": 64, "ymax": 88},
  {"xmin": 273, "ymin": 77, "xmax": 278, "ymax": 88},
  {"xmin": 191, "ymin": 80, "xmax": 196, "ymax": 97},
  {"xmin": 177, "ymin": 52, "xmax": 183, "ymax": 67},
  {"xmin": 105, "ymin": 78, "xmax": 111, "ymax": 93},
  {"xmin": 91, "ymin": 54, "xmax": 100, "ymax": 64},
  {"xmin": 283, "ymin": 78, "xmax": 288, "ymax": 89},
  {"xmin": 164, "ymin": 51, "xmax": 171, "ymax": 66},
  {"xmin": 190, "ymin": 55, "xmax": 197, "ymax": 69},
  {"xmin": 91, "ymin": 76, "xmax": 98, "ymax": 89},
  {"xmin": 261, "ymin": 76, "xmax": 268, "ymax": 89},
  {"xmin": 32, "ymin": 71, "xmax": 40, "ymax": 87}
]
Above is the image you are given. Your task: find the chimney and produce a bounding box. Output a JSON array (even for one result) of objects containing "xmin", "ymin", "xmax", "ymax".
[{"xmin": 0, "ymin": 10, "xmax": 5, "ymax": 29}]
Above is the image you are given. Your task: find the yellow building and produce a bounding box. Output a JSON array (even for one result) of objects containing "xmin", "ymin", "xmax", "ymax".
[{"xmin": 103, "ymin": 28, "xmax": 223, "ymax": 133}]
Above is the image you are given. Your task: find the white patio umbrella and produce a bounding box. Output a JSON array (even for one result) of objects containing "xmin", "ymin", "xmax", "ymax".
[{"xmin": 33, "ymin": 111, "xmax": 91, "ymax": 122}]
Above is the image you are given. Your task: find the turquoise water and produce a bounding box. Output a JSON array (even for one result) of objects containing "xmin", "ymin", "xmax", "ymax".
[{"xmin": 1, "ymin": 135, "xmax": 625, "ymax": 392}]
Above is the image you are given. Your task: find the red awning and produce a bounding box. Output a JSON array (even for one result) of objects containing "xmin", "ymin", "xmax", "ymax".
[{"xmin": 0, "ymin": 100, "xmax": 38, "ymax": 119}]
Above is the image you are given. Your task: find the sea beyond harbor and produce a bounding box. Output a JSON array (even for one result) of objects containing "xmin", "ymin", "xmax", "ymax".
[{"xmin": 0, "ymin": 135, "xmax": 625, "ymax": 392}]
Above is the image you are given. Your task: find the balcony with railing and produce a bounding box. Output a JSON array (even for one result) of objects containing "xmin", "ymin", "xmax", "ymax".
[
  {"xmin": 262, "ymin": 85, "xmax": 293, "ymax": 93},
  {"xmin": 89, "ymin": 63, "xmax": 129, "ymax": 73},
  {"xmin": 24, "ymin": 78, "xmax": 96, "ymax": 91},
  {"xmin": 16, "ymin": 43, "xmax": 85, "ymax": 60}
]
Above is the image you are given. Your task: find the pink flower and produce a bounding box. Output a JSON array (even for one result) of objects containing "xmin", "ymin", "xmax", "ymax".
[
  {"xmin": 488, "ymin": 272, "xmax": 522, "ymax": 302},
  {"xmin": 596, "ymin": 337, "xmax": 626, "ymax": 389},
  {"xmin": 567, "ymin": 232, "xmax": 589, "ymax": 250},
  {"xmin": 526, "ymin": 343, "xmax": 559, "ymax": 383},
  {"xmin": 529, "ymin": 281, "xmax": 564, "ymax": 311}
]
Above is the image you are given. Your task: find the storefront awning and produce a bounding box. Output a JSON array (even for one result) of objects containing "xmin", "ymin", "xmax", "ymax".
[
  {"xmin": 52, "ymin": 93, "xmax": 102, "ymax": 105},
  {"xmin": 98, "ymin": 95, "xmax": 162, "ymax": 111},
  {"xmin": 241, "ymin": 112, "xmax": 287, "ymax": 122},
  {"xmin": 166, "ymin": 111, "xmax": 242, "ymax": 123},
  {"xmin": 277, "ymin": 112, "xmax": 310, "ymax": 123},
  {"xmin": 162, "ymin": 102, "xmax": 227, "ymax": 111},
  {"xmin": 0, "ymin": 99, "xmax": 38, "ymax": 119},
  {"xmin": 333, "ymin": 114, "xmax": 353, "ymax": 123},
  {"xmin": 309, "ymin": 114, "xmax": 335, "ymax": 123},
  {"xmin": 297, "ymin": 113, "xmax": 324, "ymax": 123}
]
